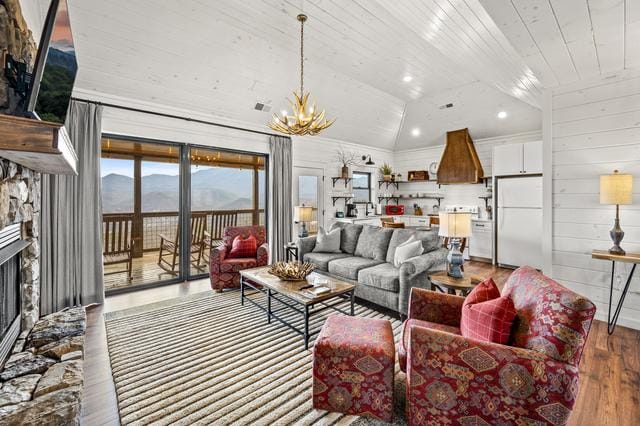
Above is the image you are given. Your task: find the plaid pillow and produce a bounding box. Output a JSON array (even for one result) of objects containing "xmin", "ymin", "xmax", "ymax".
[
  {"xmin": 460, "ymin": 278, "xmax": 517, "ymax": 344},
  {"xmin": 228, "ymin": 234, "xmax": 258, "ymax": 259}
]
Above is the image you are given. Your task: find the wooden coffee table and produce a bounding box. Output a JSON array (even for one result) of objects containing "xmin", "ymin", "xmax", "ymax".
[
  {"xmin": 240, "ymin": 266, "xmax": 355, "ymax": 350},
  {"xmin": 429, "ymin": 271, "xmax": 484, "ymax": 296}
]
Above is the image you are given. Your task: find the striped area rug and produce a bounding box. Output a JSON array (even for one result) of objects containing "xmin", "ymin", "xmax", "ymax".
[{"xmin": 104, "ymin": 290, "xmax": 408, "ymax": 425}]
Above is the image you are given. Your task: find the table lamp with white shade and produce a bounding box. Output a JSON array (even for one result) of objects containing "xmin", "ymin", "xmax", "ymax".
[
  {"xmin": 600, "ymin": 170, "xmax": 633, "ymax": 254},
  {"xmin": 295, "ymin": 205, "xmax": 314, "ymax": 238},
  {"xmin": 439, "ymin": 210, "xmax": 472, "ymax": 278}
]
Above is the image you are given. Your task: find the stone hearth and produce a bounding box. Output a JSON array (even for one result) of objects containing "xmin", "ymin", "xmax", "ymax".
[{"xmin": 0, "ymin": 306, "xmax": 85, "ymax": 424}]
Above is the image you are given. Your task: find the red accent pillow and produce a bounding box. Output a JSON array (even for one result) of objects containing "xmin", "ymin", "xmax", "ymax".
[
  {"xmin": 460, "ymin": 278, "xmax": 517, "ymax": 344},
  {"xmin": 228, "ymin": 235, "xmax": 258, "ymax": 259}
]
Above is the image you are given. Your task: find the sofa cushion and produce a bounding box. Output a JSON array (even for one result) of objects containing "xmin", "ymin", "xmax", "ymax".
[
  {"xmin": 358, "ymin": 263, "xmax": 400, "ymax": 292},
  {"xmin": 393, "ymin": 236, "xmax": 423, "ymax": 267},
  {"xmin": 328, "ymin": 256, "xmax": 384, "ymax": 280},
  {"xmin": 303, "ymin": 252, "xmax": 351, "ymax": 271},
  {"xmin": 228, "ymin": 235, "xmax": 257, "ymax": 258},
  {"xmin": 386, "ymin": 228, "xmax": 441, "ymax": 263},
  {"xmin": 354, "ymin": 225, "xmax": 394, "ymax": 260},
  {"xmin": 312, "ymin": 227, "xmax": 341, "ymax": 253},
  {"xmin": 330, "ymin": 222, "xmax": 363, "ymax": 254}
]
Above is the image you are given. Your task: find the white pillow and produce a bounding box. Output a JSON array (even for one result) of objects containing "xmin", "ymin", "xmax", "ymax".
[
  {"xmin": 393, "ymin": 235, "xmax": 424, "ymax": 267},
  {"xmin": 312, "ymin": 227, "xmax": 342, "ymax": 253}
]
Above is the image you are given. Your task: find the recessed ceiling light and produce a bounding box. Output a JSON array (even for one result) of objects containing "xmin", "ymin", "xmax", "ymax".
[
  {"xmin": 403, "ymin": 75, "xmax": 413, "ymax": 82},
  {"xmin": 497, "ymin": 111, "xmax": 507, "ymax": 119},
  {"xmin": 411, "ymin": 128, "xmax": 421, "ymax": 137}
]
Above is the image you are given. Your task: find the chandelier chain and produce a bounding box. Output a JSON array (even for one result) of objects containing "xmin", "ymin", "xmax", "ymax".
[{"xmin": 300, "ymin": 16, "xmax": 304, "ymax": 95}]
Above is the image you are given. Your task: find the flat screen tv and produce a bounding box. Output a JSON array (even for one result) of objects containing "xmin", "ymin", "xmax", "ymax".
[{"xmin": 1, "ymin": 0, "xmax": 77, "ymax": 124}]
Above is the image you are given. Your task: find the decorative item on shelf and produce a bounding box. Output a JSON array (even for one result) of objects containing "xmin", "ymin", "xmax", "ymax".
[
  {"xmin": 336, "ymin": 149, "xmax": 359, "ymax": 178},
  {"xmin": 267, "ymin": 14, "xmax": 335, "ymax": 136},
  {"xmin": 439, "ymin": 210, "xmax": 471, "ymax": 278},
  {"xmin": 295, "ymin": 205, "xmax": 314, "ymax": 238},
  {"xmin": 391, "ymin": 173, "xmax": 396, "ymax": 182},
  {"xmin": 600, "ymin": 170, "xmax": 633, "ymax": 254},
  {"xmin": 267, "ymin": 261, "xmax": 316, "ymax": 281},
  {"xmin": 408, "ymin": 170, "xmax": 429, "ymax": 181},
  {"xmin": 379, "ymin": 163, "xmax": 393, "ymax": 182},
  {"xmin": 413, "ymin": 204, "xmax": 423, "ymax": 216},
  {"xmin": 335, "ymin": 211, "xmax": 344, "ymax": 218}
]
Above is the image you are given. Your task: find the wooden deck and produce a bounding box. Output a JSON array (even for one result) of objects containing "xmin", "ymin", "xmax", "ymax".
[{"xmin": 103, "ymin": 250, "xmax": 209, "ymax": 290}]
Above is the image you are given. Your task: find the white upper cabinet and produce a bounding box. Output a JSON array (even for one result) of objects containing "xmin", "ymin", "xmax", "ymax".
[
  {"xmin": 522, "ymin": 141, "xmax": 543, "ymax": 174},
  {"xmin": 493, "ymin": 141, "xmax": 542, "ymax": 176}
]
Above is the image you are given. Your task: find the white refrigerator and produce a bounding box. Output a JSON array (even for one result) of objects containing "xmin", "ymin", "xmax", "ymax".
[{"xmin": 496, "ymin": 176, "xmax": 543, "ymax": 269}]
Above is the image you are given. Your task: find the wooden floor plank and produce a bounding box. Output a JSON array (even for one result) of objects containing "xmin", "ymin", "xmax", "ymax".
[{"xmin": 82, "ymin": 262, "xmax": 640, "ymax": 425}]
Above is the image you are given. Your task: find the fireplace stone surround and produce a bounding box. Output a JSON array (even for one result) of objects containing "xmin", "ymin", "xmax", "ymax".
[{"xmin": 0, "ymin": 158, "xmax": 85, "ymax": 424}]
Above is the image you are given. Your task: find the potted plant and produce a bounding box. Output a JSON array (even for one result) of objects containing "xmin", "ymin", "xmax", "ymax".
[
  {"xmin": 336, "ymin": 149, "xmax": 359, "ymax": 178},
  {"xmin": 379, "ymin": 163, "xmax": 393, "ymax": 182}
]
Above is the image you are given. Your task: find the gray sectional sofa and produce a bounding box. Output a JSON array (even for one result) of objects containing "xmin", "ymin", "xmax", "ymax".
[{"xmin": 296, "ymin": 222, "xmax": 448, "ymax": 316}]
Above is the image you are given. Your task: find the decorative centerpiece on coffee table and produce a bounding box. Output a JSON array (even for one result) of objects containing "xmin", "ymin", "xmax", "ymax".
[{"xmin": 267, "ymin": 261, "xmax": 316, "ymax": 281}]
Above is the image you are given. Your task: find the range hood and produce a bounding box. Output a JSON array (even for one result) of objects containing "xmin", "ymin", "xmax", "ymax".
[
  {"xmin": 0, "ymin": 114, "xmax": 77, "ymax": 175},
  {"xmin": 437, "ymin": 128, "xmax": 484, "ymax": 184}
]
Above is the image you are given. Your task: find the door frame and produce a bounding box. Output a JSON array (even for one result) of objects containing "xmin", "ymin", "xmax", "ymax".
[{"xmin": 292, "ymin": 166, "xmax": 325, "ymax": 237}]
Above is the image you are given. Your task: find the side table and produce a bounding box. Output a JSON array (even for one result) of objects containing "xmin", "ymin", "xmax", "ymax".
[
  {"xmin": 285, "ymin": 243, "xmax": 299, "ymax": 262},
  {"xmin": 429, "ymin": 271, "xmax": 483, "ymax": 296},
  {"xmin": 592, "ymin": 249, "xmax": 640, "ymax": 334}
]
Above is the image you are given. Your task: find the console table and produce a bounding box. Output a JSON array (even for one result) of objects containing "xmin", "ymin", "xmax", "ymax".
[{"xmin": 592, "ymin": 250, "xmax": 640, "ymax": 334}]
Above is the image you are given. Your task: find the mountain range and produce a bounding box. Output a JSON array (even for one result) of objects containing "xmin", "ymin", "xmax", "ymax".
[{"xmin": 102, "ymin": 168, "xmax": 265, "ymax": 213}]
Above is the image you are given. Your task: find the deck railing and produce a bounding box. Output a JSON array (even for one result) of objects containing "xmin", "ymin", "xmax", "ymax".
[{"xmin": 103, "ymin": 209, "xmax": 265, "ymax": 255}]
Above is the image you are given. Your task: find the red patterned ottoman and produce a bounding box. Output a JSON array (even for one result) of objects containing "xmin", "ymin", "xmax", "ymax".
[{"xmin": 312, "ymin": 314, "xmax": 395, "ymax": 422}]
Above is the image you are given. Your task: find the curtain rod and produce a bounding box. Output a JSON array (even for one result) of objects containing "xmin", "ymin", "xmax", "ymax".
[{"xmin": 70, "ymin": 97, "xmax": 281, "ymax": 138}]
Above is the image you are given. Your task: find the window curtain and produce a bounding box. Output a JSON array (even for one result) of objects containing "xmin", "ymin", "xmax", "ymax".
[
  {"xmin": 40, "ymin": 100, "xmax": 104, "ymax": 314},
  {"xmin": 268, "ymin": 135, "xmax": 293, "ymax": 262}
]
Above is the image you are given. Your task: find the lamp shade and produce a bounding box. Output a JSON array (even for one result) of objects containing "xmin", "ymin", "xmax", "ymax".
[
  {"xmin": 438, "ymin": 212, "xmax": 471, "ymax": 238},
  {"xmin": 295, "ymin": 205, "xmax": 314, "ymax": 222},
  {"xmin": 600, "ymin": 171, "xmax": 633, "ymax": 205}
]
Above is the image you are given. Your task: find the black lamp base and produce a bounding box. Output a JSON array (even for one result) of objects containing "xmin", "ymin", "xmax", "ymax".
[{"xmin": 609, "ymin": 216, "xmax": 625, "ymax": 255}]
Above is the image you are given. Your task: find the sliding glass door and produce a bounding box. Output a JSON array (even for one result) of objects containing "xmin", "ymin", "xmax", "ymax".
[
  {"xmin": 101, "ymin": 135, "xmax": 267, "ymax": 293},
  {"xmin": 189, "ymin": 147, "xmax": 266, "ymax": 277}
]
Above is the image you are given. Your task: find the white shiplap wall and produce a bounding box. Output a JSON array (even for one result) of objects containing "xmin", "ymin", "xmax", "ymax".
[
  {"xmin": 551, "ymin": 71, "xmax": 640, "ymax": 330},
  {"xmin": 393, "ymin": 131, "xmax": 542, "ymax": 215}
]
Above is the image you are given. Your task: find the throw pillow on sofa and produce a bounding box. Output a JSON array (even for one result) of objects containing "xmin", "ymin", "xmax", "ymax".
[
  {"xmin": 393, "ymin": 235, "xmax": 424, "ymax": 267},
  {"xmin": 228, "ymin": 234, "xmax": 258, "ymax": 258},
  {"xmin": 460, "ymin": 278, "xmax": 517, "ymax": 345},
  {"xmin": 354, "ymin": 225, "xmax": 394, "ymax": 260},
  {"xmin": 313, "ymin": 227, "xmax": 342, "ymax": 253}
]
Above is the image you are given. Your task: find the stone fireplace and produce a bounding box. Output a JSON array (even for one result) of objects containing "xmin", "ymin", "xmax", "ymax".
[{"xmin": 0, "ymin": 159, "xmax": 41, "ymax": 361}]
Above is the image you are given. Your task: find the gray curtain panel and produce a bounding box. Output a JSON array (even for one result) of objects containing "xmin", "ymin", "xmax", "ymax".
[
  {"xmin": 268, "ymin": 135, "xmax": 293, "ymax": 262},
  {"xmin": 40, "ymin": 100, "xmax": 104, "ymax": 314}
]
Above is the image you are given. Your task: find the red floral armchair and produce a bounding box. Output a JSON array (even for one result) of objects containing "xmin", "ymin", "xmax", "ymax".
[
  {"xmin": 209, "ymin": 225, "xmax": 268, "ymax": 292},
  {"xmin": 401, "ymin": 266, "xmax": 596, "ymax": 426}
]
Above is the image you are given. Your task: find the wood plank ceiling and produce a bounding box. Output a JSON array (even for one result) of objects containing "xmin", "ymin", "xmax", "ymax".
[{"xmin": 67, "ymin": 0, "xmax": 635, "ymax": 150}]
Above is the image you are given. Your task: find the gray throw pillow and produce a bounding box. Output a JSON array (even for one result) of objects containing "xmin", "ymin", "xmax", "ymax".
[
  {"xmin": 393, "ymin": 235, "xmax": 424, "ymax": 267},
  {"xmin": 312, "ymin": 227, "xmax": 342, "ymax": 253},
  {"xmin": 354, "ymin": 225, "xmax": 394, "ymax": 260}
]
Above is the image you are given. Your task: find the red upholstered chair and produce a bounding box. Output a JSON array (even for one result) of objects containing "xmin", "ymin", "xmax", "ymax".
[
  {"xmin": 400, "ymin": 266, "xmax": 596, "ymax": 426},
  {"xmin": 209, "ymin": 225, "xmax": 268, "ymax": 292}
]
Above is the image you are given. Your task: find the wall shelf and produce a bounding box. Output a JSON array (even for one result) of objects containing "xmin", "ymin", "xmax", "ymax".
[
  {"xmin": 331, "ymin": 196, "xmax": 353, "ymax": 206},
  {"xmin": 398, "ymin": 196, "xmax": 444, "ymax": 207},
  {"xmin": 331, "ymin": 177, "xmax": 352, "ymax": 188},
  {"xmin": 377, "ymin": 180, "xmax": 399, "ymax": 190},
  {"xmin": 377, "ymin": 196, "xmax": 399, "ymax": 205}
]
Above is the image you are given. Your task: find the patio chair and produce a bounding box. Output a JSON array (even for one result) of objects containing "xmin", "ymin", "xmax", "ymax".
[
  {"xmin": 103, "ymin": 215, "xmax": 134, "ymax": 282},
  {"xmin": 203, "ymin": 211, "xmax": 238, "ymax": 265},
  {"xmin": 157, "ymin": 212, "xmax": 208, "ymax": 274}
]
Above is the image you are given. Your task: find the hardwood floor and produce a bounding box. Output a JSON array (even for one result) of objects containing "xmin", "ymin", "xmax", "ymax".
[{"xmin": 82, "ymin": 262, "xmax": 640, "ymax": 425}]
